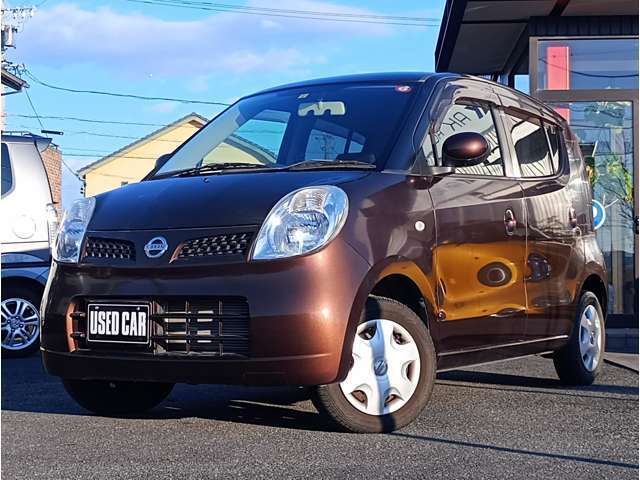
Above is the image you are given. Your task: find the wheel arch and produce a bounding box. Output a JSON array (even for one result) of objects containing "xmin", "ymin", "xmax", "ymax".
[
  {"xmin": 338, "ymin": 257, "xmax": 439, "ymax": 380},
  {"xmin": 579, "ymin": 273, "xmax": 608, "ymax": 320},
  {"xmin": 1, "ymin": 275, "xmax": 46, "ymax": 299}
]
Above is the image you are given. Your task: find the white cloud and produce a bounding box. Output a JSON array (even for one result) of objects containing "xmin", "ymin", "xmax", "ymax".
[
  {"xmin": 148, "ymin": 101, "xmax": 179, "ymax": 113},
  {"xmin": 17, "ymin": 2, "xmax": 392, "ymax": 78}
]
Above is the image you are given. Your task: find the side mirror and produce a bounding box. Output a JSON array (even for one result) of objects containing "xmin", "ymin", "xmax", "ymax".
[
  {"xmin": 442, "ymin": 132, "xmax": 489, "ymax": 168},
  {"xmin": 154, "ymin": 153, "xmax": 172, "ymax": 171}
]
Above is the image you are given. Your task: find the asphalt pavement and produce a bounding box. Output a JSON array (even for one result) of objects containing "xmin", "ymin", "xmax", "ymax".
[{"xmin": 2, "ymin": 354, "xmax": 638, "ymax": 479}]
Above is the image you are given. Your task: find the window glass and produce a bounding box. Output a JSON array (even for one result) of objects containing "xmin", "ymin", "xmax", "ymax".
[
  {"xmin": 431, "ymin": 103, "xmax": 504, "ymax": 176},
  {"xmin": 203, "ymin": 111, "xmax": 288, "ymax": 166},
  {"xmin": 537, "ymin": 38, "xmax": 639, "ymax": 91},
  {"xmin": 156, "ymin": 83, "xmax": 418, "ymax": 175},
  {"xmin": 1, "ymin": 143, "xmax": 12, "ymax": 196},
  {"xmin": 549, "ymin": 100, "xmax": 635, "ymax": 317},
  {"xmin": 504, "ymin": 112, "xmax": 554, "ymax": 177},
  {"xmin": 304, "ymin": 119, "xmax": 365, "ymax": 160}
]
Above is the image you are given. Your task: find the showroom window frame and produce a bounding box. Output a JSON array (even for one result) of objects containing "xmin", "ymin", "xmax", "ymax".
[{"xmin": 529, "ymin": 35, "xmax": 639, "ymax": 325}]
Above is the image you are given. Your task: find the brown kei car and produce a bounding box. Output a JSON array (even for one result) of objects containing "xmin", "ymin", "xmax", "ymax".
[{"xmin": 42, "ymin": 73, "xmax": 607, "ymax": 432}]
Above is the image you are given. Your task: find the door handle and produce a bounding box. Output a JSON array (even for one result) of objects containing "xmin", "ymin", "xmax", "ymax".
[
  {"xmin": 568, "ymin": 207, "xmax": 578, "ymax": 228},
  {"xmin": 504, "ymin": 208, "xmax": 517, "ymax": 236}
]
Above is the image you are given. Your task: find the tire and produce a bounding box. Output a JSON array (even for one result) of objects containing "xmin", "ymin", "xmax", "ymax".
[
  {"xmin": 1, "ymin": 284, "xmax": 42, "ymax": 358},
  {"xmin": 62, "ymin": 379, "xmax": 174, "ymax": 415},
  {"xmin": 553, "ymin": 291, "xmax": 605, "ymax": 385},
  {"xmin": 313, "ymin": 296, "xmax": 436, "ymax": 433}
]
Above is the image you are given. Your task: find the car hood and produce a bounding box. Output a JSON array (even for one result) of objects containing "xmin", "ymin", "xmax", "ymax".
[{"xmin": 88, "ymin": 170, "xmax": 371, "ymax": 231}]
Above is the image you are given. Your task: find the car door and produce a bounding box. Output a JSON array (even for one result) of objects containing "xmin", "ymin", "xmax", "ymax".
[
  {"xmin": 422, "ymin": 83, "xmax": 528, "ymax": 353},
  {"xmin": 499, "ymin": 108, "xmax": 583, "ymax": 340}
]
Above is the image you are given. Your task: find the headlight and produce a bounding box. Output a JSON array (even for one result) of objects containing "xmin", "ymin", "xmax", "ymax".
[
  {"xmin": 251, "ymin": 186, "xmax": 348, "ymax": 260},
  {"xmin": 53, "ymin": 197, "xmax": 95, "ymax": 263},
  {"xmin": 45, "ymin": 203, "xmax": 59, "ymax": 248}
]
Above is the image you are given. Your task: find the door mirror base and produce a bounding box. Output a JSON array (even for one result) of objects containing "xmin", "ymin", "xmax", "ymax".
[{"xmin": 423, "ymin": 166, "xmax": 456, "ymax": 176}]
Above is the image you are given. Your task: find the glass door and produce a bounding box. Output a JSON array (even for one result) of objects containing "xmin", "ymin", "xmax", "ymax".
[
  {"xmin": 549, "ymin": 101, "xmax": 636, "ymax": 318},
  {"xmin": 530, "ymin": 35, "xmax": 638, "ymax": 327}
]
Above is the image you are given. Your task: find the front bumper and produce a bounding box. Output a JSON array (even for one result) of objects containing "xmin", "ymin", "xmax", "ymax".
[{"xmin": 41, "ymin": 237, "xmax": 370, "ymax": 386}]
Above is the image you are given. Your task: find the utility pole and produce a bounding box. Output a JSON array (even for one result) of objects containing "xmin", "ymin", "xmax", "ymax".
[
  {"xmin": 2, "ymin": 4, "xmax": 36, "ymax": 53},
  {"xmin": 1, "ymin": 1, "xmax": 36, "ymax": 131}
]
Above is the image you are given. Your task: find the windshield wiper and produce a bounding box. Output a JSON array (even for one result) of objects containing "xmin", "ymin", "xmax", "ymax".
[
  {"xmin": 172, "ymin": 162, "xmax": 274, "ymax": 177},
  {"xmin": 285, "ymin": 159, "xmax": 376, "ymax": 171}
]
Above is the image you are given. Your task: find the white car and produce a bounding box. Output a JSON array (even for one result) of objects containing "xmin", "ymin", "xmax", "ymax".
[{"xmin": 1, "ymin": 133, "xmax": 58, "ymax": 357}]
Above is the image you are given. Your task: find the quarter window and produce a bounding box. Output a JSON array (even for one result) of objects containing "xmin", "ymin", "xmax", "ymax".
[
  {"xmin": 431, "ymin": 103, "xmax": 504, "ymax": 176},
  {"xmin": 544, "ymin": 123, "xmax": 562, "ymax": 173},
  {"xmin": 504, "ymin": 112, "xmax": 554, "ymax": 177},
  {"xmin": 1, "ymin": 143, "xmax": 12, "ymax": 196}
]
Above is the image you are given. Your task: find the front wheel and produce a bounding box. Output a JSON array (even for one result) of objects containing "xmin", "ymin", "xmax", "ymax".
[
  {"xmin": 553, "ymin": 291, "xmax": 605, "ymax": 385},
  {"xmin": 62, "ymin": 379, "xmax": 174, "ymax": 415},
  {"xmin": 1, "ymin": 285, "xmax": 42, "ymax": 358},
  {"xmin": 313, "ymin": 296, "xmax": 436, "ymax": 433}
]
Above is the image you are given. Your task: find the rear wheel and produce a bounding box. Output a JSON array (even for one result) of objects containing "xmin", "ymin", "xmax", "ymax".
[
  {"xmin": 62, "ymin": 379, "xmax": 174, "ymax": 415},
  {"xmin": 313, "ymin": 296, "xmax": 436, "ymax": 433},
  {"xmin": 553, "ymin": 291, "xmax": 605, "ymax": 385},
  {"xmin": 1, "ymin": 285, "xmax": 42, "ymax": 358}
]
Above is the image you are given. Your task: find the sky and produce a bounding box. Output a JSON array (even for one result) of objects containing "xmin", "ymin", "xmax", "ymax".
[{"xmin": 3, "ymin": 0, "xmax": 446, "ymax": 207}]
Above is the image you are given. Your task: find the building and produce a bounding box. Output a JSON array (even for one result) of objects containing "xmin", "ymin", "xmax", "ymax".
[
  {"xmin": 41, "ymin": 142, "xmax": 62, "ymax": 219},
  {"xmin": 435, "ymin": 0, "xmax": 638, "ymax": 327},
  {"xmin": 79, "ymin": 113, "xmax": 208, "ymax": 197}
]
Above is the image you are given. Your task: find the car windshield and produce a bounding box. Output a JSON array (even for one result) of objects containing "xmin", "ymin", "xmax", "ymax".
[{"xmin": 153, "ymin": 82, "xmax": 418, "ymax": 177}]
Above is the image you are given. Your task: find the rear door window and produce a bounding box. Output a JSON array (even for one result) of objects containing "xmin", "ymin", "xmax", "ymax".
[
  {"xmin": 503, "ymin": 112, "xmax": 555, "ymax": 177},
  {"xmin": 430, "ymin": 102, "xmax": 504, "ymax": 176},
  {"xmin": 1, "ymin": 143, "xmax": 12, "ymax": 196}
]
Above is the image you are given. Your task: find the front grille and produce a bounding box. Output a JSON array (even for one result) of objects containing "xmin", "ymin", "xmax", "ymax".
[
  {"xmin": 84, "ymin": 237, "xmax": 135, "ymax": 260},
  {"xmin": 152, "ymin": 298, "xmax": 250, "ymax": 355},
  {"xmin": 71, "ymin": 297, "xmax": 250, "ymax": 356},
  {"xmin": 177, "ymin": 232, "xmax": 252, "ymax": 259}
]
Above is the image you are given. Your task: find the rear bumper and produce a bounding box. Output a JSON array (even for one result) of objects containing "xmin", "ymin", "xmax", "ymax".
[{"xmin": 41, "ymin": 238, "xmax": 371, "ymax": 386}]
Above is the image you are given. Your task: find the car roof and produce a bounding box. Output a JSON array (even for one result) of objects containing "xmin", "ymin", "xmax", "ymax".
[
  {"xmin": 252, "ymin": 72, "xmax": 445, "ymax": 96},
  {"xmin": 1, "ymin": 133, "xmax": 52, "ymax": 152},
  {"xmin": 246, "ymin": 72, "xmax": 565, "ymax": 125}
]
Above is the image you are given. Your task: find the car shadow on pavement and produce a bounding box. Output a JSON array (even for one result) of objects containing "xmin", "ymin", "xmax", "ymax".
[
  {"xmin": 438, "ymin": 369, "xmax": 638, "ymax": 396},
  {"xmin": 388, "ymin": 431, "xmax": 640, "ymax": 470},
  {"xmin": 0, "ymin": 354, "xmax": 334, "ymax": 431},
  {"xmin": 2, "ymin": 354, "xmax": 637, "ymax": 433}
]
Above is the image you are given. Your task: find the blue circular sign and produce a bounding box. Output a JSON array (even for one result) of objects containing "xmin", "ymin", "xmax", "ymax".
[{"xmin": 592, "ymin": 199, "xmax": 606, "ymax": 231}]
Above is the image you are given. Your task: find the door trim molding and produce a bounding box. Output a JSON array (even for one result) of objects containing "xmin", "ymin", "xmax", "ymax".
[{"xmin": 437, "ymin": 335, "xmax": 569, "ymax": 357}]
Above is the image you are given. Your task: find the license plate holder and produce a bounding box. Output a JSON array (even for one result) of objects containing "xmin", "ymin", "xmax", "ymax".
[{"xmin": 86, "ymin": 303, "xmax": 151, "ymax": 345}]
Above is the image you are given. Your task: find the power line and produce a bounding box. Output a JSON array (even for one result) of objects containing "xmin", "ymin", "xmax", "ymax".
[
  {"xmin": 66, "ymin": 130, "xmax": 185, "ymax": 141},
  {"xmin": 133, "ymin": 0, "xmax": 440, "ymax": 21},
  {"xmin": 23, "ymin": 89, "xmax": 44, "ymax": 130},
  {"xmin": 20, "ymin": 89, "xmax": 82, "ymax": 179},
  {"xmin": 4, "ymin": 113, "xmax": 169, "ymax": 127},
  {"xmin": 65, "ymin": 153, "xmax": 165, "ymax": 159},
  {"xmin": 126, "ymin": 0, "xmax": 439, "ymax": 27},
  {"xmin": 23, "ymin": 69, "xmax": 231, "ymax": 106}
]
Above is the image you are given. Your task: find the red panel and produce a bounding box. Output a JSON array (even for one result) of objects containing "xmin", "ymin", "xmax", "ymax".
[
  {"xmin": 546, "ymin": 45, "xmax": 571, "ymax": 122},
  {"xmin": 546, "ymin": 45, "xmax": 570, "ymax": 91},
  {"xmin": 554, "ymin": 106, "xmax": 571, "ymax": 122}
]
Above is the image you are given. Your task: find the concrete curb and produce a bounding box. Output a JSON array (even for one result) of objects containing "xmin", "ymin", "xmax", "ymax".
[{"xmin": 604, "ymin": 352, "xmax": 639, "ymax": 373}]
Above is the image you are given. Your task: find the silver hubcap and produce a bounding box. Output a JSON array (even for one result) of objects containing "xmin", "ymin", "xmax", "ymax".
[
  {"xmin": 579, "ymin": 304, "xmax": 602, "ymax": 372},
  {"xmin": 1, "ymin": 298, "xmax": 40, "ymax": 351},
  {"xmin": 340, "ymin": 319, "xmax": 421, "ymax": 416}
]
